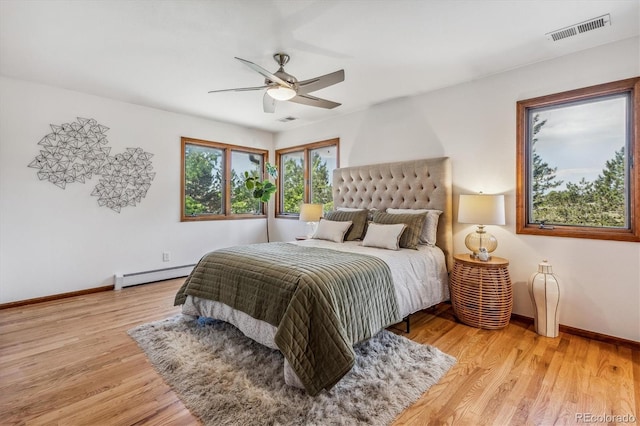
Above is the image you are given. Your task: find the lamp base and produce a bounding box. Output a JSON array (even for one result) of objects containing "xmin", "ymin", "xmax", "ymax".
[
  {"xmin": 469, "ymin": 251, "xmax": 492, "ymax": 262},
  {"xmin": 305, "ymin": 221, "xmax": 318, "ymax": 239},
  {"xmin": 465, "ymin": 225, "xmax": 497, "ymax": 262}
]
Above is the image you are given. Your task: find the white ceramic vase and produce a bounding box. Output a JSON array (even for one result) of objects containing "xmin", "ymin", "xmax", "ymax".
[{"xmin": 528, "ymin": 260, "xmax": 561, "ymax": 338}]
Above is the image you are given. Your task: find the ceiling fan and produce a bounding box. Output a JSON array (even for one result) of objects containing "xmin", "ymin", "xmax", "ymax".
[{"xmin": 208, "ymin": 53, "xmax": 345, "ymax": 113}]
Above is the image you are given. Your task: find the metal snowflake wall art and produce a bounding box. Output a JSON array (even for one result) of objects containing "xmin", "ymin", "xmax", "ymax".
[
  {"xmin": 27, "ymin": 117, "xmax": 110, "ymax": 188},
  {"xmin": 91, "ymin": 148, "xmax": 155, "ymax": 213},
  {"xmin": 28, "ymin": 117, "xmax": 155, "ymax": 213}
]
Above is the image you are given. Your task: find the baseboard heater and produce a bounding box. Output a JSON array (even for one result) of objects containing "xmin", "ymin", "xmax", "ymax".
[{"xmin": 114, "ymin": 264, "xmax": 195, "ymax": 290}]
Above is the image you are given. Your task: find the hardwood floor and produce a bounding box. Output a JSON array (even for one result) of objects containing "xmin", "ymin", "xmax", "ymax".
[{"xmin": 0, "ymin": 279, "xmax": 637, "ymax": 425}]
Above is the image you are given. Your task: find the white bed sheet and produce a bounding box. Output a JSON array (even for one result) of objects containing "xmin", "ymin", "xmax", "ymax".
[
  {"xmin": 181, "ymin": 240, "xmax": 450, "ymax": 388},
  {"xmin": 292, "ymin": 239, "xmax": 449, "ymax": 316}
]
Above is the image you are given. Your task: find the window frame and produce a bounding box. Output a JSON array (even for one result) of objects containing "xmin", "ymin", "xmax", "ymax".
[
  {"xmin": 516, "ymin": 77, "xmax": 640, "ymax": 242},
  {"xmin": 275, "ymin": 138, "xmax": 340, "ymax": 218},
  {"xmin": 180, "ymin": 136, "xmax": 270, "ymax": 222}
]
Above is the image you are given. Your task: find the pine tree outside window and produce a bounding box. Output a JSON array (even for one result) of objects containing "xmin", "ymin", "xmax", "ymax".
[
  {"xmin": 181, "ymin": 137, "xmax": 269, "ymax": 221},
  {"xmin": 516, "ymin": 77, "xmax": 639, "ymax": 242},
  {"xmin": 276, "ymin": 139, "xmax": 339, "ymax": 217}
]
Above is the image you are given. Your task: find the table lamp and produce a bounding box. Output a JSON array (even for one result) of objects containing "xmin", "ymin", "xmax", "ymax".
[
  {"xmin": 299, "ymin": 203, "xmax": 323, "ymax": 238},
  {"xmin": 458, "ymin": 193, "xmax": 505, "ymax": 260}
]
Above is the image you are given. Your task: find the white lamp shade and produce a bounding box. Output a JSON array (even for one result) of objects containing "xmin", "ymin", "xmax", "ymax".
[
  {"xmin": 458, "ymin": 194, "xmax": 505, "ymax": 225},
  {"xmin": 267, "ymin": 86, "xmax": 297, "ymax": 101},
  {"xmin": 299, "ymin": 203, "xmax": 323, "ymax": 222}
]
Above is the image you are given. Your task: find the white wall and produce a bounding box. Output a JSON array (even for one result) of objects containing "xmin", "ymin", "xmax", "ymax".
[
  {"xmin": 273, "ymin": 37, "xmax": 640, "ymax": 342},
  {"xmin": 0, "ymin": 77, "xmax": 273, "ymax": 303},
  {"xmin": 2, "ymin": 38, "xmax": 638, "ymax": 342}
]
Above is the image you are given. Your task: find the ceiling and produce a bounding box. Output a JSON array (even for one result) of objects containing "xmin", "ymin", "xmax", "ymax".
[{"xmin": 1, "ymin": 0, "xmax": 638, "ymax": 133}]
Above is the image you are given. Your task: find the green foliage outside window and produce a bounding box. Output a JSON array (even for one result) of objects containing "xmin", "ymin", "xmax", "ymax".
[
  {"xmin": 182, "ymin": 138, "xmax": 270, "ymax": 219},
  {"xmin": 231, "ymin": 168, "xmax": 260, "ymax": 214},
  {"xmin": 282, "ymin": 156, "xmax": 304, "ymax": 214},
  {"xmin": 310, "ymin": 152, "xmax": 334, "ymax": 213},
  {"xmin": 531, "ymin": 115, "xmax": 626, "ymax": 228},
  {"xmin": 184, "ymin": 146, "xmax": 222, "ymax": 216},
  {"xmin": 517, "ymin": 78, "xmax": 638, "ymax": 242},
  {"xmin": 279, "ymin": 143, "xmax": 337, "ymax": 215}
]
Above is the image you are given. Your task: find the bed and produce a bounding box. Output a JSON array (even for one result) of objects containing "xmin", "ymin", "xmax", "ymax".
[{"xmin": 175, "ymin": 157, "xmax": 452, "ymax": 395}]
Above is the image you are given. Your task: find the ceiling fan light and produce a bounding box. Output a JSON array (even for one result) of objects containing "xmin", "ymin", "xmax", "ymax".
[{"xmin": 267, "ymin": 86, "xmax": 296, "ymax": 101}]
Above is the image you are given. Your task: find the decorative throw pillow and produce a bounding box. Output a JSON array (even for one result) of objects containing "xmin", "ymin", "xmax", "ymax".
[
  {"xmin": 372, "ymin": 210, "xmax": 427, "ymax": 250},
  {"xmin": 362, "ymin": 223, "xmax": 406, "ymax": 250},
  {"xmin": 325, "ymin": 209, "xmax": 369, "ymax": 240},
  {"xmin": 386, "ymin": 208, "xmax": 443, "ymax": 246},
  {"xmin": 337, "ymin": 207, "xmax": 377, "ymax": 221},
  {"xmin": 311, "ymin": 219, "xmax": 353, "ymax": 243}
]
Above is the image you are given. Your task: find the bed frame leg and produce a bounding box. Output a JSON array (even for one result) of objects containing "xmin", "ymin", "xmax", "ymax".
[{"xmin": 390, "ymin": 314, "xmax": 411, "ymax": 334}]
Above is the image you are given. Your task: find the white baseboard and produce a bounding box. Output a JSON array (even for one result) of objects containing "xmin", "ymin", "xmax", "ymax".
[{"xmin": 114, "ymin": 264, "xmax": 194, "ymax": 290}]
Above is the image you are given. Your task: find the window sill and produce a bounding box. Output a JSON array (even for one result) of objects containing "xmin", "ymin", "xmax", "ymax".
[
  {"xmin": 275, "ymin": 214, "xmax": 300, "ymax": 220},
  {"xmin": 516, "ymin": 224, "xmax": 640, "ymax": 242},
  {"xmin": 181, "ymin": 214, "xmax": 267, "ymax": 222}
]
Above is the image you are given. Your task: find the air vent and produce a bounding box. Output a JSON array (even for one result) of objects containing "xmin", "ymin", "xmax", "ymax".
[
  {"xmin": 546, "ymin": 14, "xmax": 611, "ymax": 41},
  {"xmin": 549, "ymin": 27, "xmax": 577, "ymax": 41},
  {"xmin": 277, "ymin": 116, "xmax": 298, "ymax": 122}
]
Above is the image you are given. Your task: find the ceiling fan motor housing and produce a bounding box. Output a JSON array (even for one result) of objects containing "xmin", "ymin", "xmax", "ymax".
[
  {"xmin": 208, "ymin": 52, "xmax": 344, "ymax": 112},
  {"xmin": 269, "ymin": 71, "xmax": 298, "ymax": 87},
  {"xmin": 266, "ymin": 54, "xmax": 297, "ymax": 87},
  {"xmin": 273, "ymin": 53, "xmax": 290, "ymax": 66}
]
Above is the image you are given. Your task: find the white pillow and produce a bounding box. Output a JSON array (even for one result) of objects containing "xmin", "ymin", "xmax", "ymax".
[
  {"xmin": 386, "ymin": 208, "xmax": 442, "ymax": 246},
  {"xmin": 362, "ymin": 223, "xmax": 406, "ymax": 250},
  {"xmin": 312, "ymin": 219, "xmax": 353, "ymax": 243}
]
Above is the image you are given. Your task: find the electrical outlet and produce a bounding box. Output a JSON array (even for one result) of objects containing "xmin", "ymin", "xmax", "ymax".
[{"xmin": 162, "ymin": 252, "xmax": 171, "ymax": 262}]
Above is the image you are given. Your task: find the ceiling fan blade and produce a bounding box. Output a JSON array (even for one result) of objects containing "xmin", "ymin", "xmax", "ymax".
[
  {"xmin": 289, "ymin": 93, "xmax": 341, "ymax": 109},
  {"xmin": 208, "ymin": 85, "xmax": 268, "ymax": 94},
  {"xmin": 263, "ymin": 93, "xmax": 276, "ymax": 113},
  {"xmin": 297, "ymin": 70, "xmax": 345, "ymax": 94},
  {"xmin": 235, "ymin": 57, "xmax": 292, "ymax": 88}
]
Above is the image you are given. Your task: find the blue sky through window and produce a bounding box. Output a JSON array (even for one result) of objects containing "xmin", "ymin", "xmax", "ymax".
[{"xmin": 532, "ymin": 94, "xmax": 627, "ymax": 192}]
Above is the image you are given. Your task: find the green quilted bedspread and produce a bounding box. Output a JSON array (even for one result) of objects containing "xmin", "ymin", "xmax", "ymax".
[{"xmin": 174, "ymin": 242, "xmax": 400, "ymax": 396}]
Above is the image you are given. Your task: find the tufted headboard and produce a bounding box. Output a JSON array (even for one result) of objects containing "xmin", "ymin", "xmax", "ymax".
[{"xmin": 332, "ymin": 157, "xmax": 452, "ymax": 269}]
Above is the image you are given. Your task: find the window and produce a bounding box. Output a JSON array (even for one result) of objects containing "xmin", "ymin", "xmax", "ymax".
[
  {"xmin": 276, "ymin": 138, "xmax": 339, "ymax": 217},
  {"xmin": 181, "ymin": 137, "xmax": 268, "ymax": 221},
  {"xmin": 516, "ymin": 77, "xmax": 639, "ymax": 242}
]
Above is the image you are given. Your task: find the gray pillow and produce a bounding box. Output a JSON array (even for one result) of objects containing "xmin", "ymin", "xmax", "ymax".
[
  {"xmin": 325, "ymin": 209, "xmax": 369, "ymax": 240},
  {"xmin": 386, "ymin": 208, "xmax": 443, "ymax": 246},
  {"xmin": 372, "ymin": 210, "xmax": 427, "ymax": 249}
]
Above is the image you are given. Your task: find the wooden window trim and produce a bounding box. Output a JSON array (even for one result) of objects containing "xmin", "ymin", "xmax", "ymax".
[
  {"xmin": 180, "ymin": 136, "xmax": 269, "ymax": 222},
  {"xmin": 275, "ymin": 138, "xmax": 340, "ymax": 218},
  {"xmin": 516, "ymin": 77, "xmax": 640, "ymax": 242}
]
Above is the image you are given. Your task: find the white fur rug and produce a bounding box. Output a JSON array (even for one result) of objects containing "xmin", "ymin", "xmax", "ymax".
[{"xmin": 129, "ymin": 315, "xmax": 455, "ymax": 426}]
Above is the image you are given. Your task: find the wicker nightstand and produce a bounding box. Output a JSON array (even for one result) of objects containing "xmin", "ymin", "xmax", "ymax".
[{"xmin": 450, "ymin": 254, "xmax": 513, "ymax": 329}]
